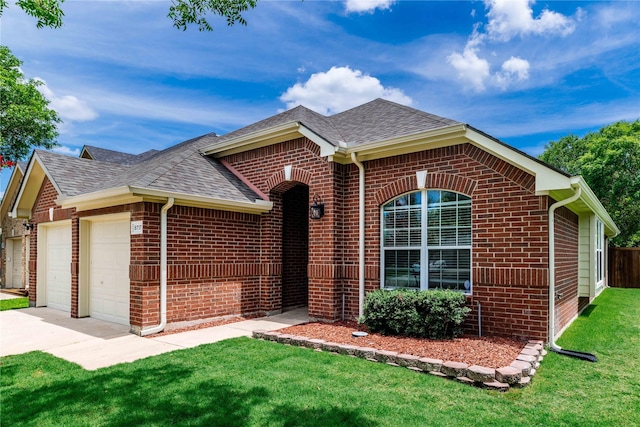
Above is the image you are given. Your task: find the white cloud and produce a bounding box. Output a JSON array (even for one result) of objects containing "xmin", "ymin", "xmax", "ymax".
[
  {"xmin": 280, "ymin": 66, "xmax": 412, "ymax": 115},
  {"xmin": 448, "ymin": 1, "xmax": 577, "ymax": 92},
  {"xmin": 345, "ymin": 0, "xmax": 395, "ymax": 14},
  {"xmin": 484, "ymin": 0, "xmax": 576, "ymax": 41},
  {"xmin": 36, "ymin": 79, "xmax": 98, "ymax": 123},
  {"xmin": 447, "ymin": 31, "xmax": 490, "ymax": 92},
  {"xmin": 51, "ymin": 145, "xmax": 81, "ymax": 157},
  {"xmin": 494, "ymin": 56, "xmax": 530, "ymax": 90}
]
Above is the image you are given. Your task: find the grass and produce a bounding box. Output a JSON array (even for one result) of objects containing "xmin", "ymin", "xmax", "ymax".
[
  {"xmin": 0, "ymin": 297, "xmax": 28, "ymax": 311},
  {"xmin": 1, "ymin": 288, "xmax": 639, "ymax": 426}
]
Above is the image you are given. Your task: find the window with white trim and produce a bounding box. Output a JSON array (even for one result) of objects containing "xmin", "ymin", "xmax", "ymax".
[
  {"xmin": 381, "ymin": 190, "xmax": 472, "ymax": 293},
  {"xmin": 596, "ymin": 219, "xmax": 604, "ymax": 285}
]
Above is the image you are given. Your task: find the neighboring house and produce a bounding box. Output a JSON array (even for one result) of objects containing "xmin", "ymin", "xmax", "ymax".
[
  {"xmin": 1, "ymin": 162, "xmax": 29, "ymax": 290},
  {"xmin": 10, "ymin": 99, "xmax": 619, "ymax": 342}
]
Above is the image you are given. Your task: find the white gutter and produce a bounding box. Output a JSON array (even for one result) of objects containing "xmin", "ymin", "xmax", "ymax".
[
  {"xmin": 548, "ymin": 185, "xmax": 581, "ymax": 350},
  {"xmin": 351, "ymin": 152, "xmax": 365, "ymax": 318},
  {"xmin": 141, "ymin": 197, "xmax": 175, "ymax": 336}
]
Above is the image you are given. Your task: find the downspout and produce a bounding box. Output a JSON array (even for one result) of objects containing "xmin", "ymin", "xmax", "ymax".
[
  {"xmin": 548, "ymin": 186, "xmax": 581, "ymax": 350},
  {"xmin": 351, "ymin": 152, "xmax": 365, "ymax": 318},
  {"xmin": 141, "ymin": 197, "xmax": 174, "ymax": 336}
]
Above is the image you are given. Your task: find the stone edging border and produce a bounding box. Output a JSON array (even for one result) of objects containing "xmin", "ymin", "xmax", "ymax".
[{"xmin": 252, "ymin": 330, "xmax": 546, "ymax": 392}]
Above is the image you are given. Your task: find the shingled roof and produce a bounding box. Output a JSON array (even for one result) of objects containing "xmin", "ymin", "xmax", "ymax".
[
  {"xmin": 330, "ymin": 99, "xmax": 460, "ymax": 146},
  {"xmin": 20, "ymin": 132, "xmax": 264, "ymax": 214},
  {"xmin": 210, "ymin": 98, "xmax": 461, "ymax": 148},
  {"xmin": 80, "ymin": 145, "xmax": 159, "ymax": 164}
]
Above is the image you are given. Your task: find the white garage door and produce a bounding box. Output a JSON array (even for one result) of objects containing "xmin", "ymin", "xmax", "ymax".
[
  {"xmin": 45, "ymin": 224, "xmax": 72, "ymax": 312},
  {"xmin": 89, "ymin": 219, "xmax": 130, "ymax": 325}
]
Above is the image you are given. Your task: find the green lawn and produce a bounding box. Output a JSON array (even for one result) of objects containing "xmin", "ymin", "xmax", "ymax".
[
  {"xmin": 1, "ymin": 288, "xmax": 639, "ymax": 426},
  {"xmin": 0, "ymin": 297, "xmax": 29, "ymax": 311}
]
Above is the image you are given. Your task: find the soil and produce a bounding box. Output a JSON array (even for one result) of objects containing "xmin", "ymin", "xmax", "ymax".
[{"xmin": 277, "ymin": 321, "xmax": 525, "ymax": 368}]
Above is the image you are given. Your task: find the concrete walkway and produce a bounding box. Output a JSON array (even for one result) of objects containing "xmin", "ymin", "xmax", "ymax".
[{"xmin": 0, "ymin": 307, "xmax": 308, "ymax": 370}]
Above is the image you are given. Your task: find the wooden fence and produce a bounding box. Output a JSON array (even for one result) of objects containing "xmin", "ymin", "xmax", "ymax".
[{"xmin": 609, "ymin": 247, "xmax": 640, "ymax": 288}]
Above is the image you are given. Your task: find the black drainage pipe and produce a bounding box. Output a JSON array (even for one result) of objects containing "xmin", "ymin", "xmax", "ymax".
[{"xmin": 549, "ymin": 347, "xmax": 598, "ymax": 362}]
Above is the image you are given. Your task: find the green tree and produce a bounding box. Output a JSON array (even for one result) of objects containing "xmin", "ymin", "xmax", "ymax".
[
  {"xmin": 0, "ymin": 45, "xmax": 60, "ymax": 168},
  {"xmin": 0, "ymin": 0, "xmax": 258, "ymax": 31},
  {"xmin": 539, "ymin": 121, "xmax": 640, "ymax": 247}
]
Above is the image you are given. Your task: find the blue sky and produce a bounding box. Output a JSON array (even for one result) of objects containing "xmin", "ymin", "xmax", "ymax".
[{"xmin": 1, "ymin": 0, "xmax": 639, "ymax": 197}]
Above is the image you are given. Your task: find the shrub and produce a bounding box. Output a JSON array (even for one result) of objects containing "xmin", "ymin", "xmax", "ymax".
[{"xmin": 360, "ymin": 289, "xmax": 471, "ymax": 339}]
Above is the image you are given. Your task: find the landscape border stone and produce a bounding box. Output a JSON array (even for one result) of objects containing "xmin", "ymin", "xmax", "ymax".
[{"xmin": 252, "ymin": 330, "xmax": 546, "ymax": 392}]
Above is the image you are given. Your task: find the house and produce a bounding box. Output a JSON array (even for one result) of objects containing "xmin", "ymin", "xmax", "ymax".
[
  {"xmin": 9, "ymin": 99, "xmax": 619, "ymax": 342},
  {"xmin": 1, "ymin": 162, "xmax": 29, "ymax": 291}
]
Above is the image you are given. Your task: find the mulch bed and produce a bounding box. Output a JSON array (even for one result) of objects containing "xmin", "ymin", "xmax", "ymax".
[{"xmin": 277, "ymin": 321, "xmax": 525, "ymax": 368}]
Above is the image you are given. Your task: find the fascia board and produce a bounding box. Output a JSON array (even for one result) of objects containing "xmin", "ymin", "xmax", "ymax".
[
  {"xmin": 59, "ymin": 186, "xmax": 273, "ymax": 214},
  {"xmin": 463, "ymin": 128, "xmax": 572, "ymax": 194},
  {"xmin": 570, "ymin": 177, "xmax": 620, "ymax": 237},
  {"xmin": 201, "ymin": 122, "xmax": 302, "ymax": 157},
  {"xmin": 129, "ymin": 187, "xmax": 273, "ymax": 214},
  {"xmin": 296, "ymin": 125, "xmax": 339, "ymax": 157},
  {"xmin": 340, "ymin": 124, "xmax": 468, "ymax": 163},
  {"xmin": 0, "ymin": 166, "xmax": 24, "ymax": 218},
  {"xmin": 201, "ymin": 122, "xmax": 339, "ymax": 159},
  {"xmin": 10, "ymin": 154, "xmax": 53, "ymax": 219}
]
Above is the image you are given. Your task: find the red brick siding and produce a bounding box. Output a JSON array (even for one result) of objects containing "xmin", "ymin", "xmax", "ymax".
[
  {"xmin": 223, "ymin": 138, "xmax": 345, "ymax": 320},
  {"xmin": 25, "ymin": 137, "xmax": 585, "ymax": 342},
  {"xmin": 163, "ymin": 205, "xmax": 262, "ymax": 323},
  {"xmin": 553, "ymin": 205, "xmax": 579, "ymax": 337},
  {"xmin": 341, "ymin": 144, "xmax": 551, "ymax": 340}
]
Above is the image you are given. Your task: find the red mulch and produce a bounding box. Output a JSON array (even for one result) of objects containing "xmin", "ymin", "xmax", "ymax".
[{"xmin": 277, "ymin": 321, "xmax": 525, "ymax": 368}]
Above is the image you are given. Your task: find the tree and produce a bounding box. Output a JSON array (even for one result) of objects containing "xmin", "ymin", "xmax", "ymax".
[
  {"xmin": 0, "ymin": 45, "xmax": 60, "ymax": 168},
  {"xmin": 539, "ymin": 121, "xmax": 640, "ymax": 247},
  {"xmin": 0, "ymin": 0, "xmax": 258, "ymax": 31}
]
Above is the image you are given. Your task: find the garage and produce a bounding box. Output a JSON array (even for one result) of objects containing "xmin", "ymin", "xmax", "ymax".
[
  {"xmin": 41, "ymin": 222, "xmax": 72, "ymax": 312},
  {"xmin": 87, "ymin": 216, "xmax": 130, "ymax": 326}
]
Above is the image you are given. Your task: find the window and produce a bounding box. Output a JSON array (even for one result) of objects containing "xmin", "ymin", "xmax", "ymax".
[
  {"xmin": 382, "ymin": 190, "xmax": 472, "ymax": 293},
  {"xmin": 596, "ymin": 219, "xmax": 604, "ymax": 285}
]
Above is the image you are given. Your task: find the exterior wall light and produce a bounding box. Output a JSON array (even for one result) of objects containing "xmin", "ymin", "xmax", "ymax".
[
  {"xmin": 23, "ymin": 222, "xmax": 34, "ymax": 231},
  {"xmin": 309, "ymin": 194, "xmax": 325, "ymax": 220}
]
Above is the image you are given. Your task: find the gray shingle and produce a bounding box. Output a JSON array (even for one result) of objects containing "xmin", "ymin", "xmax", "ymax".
[
  {"xmin": 330, "ymin": 99, "xmax": 460, "ymax": 146},
  {"xmin": 39, "ymin": 133, "xmax": 262, "ymax": 204},
  {"xmin": 36, "ymin": 150, "xmax": 130, "ymax": 197},
  {"xmin": 209, "ymin": 99, "xmax": 460, "ymax": 148},
  {"xmin": 81, "ymin": 145, "xmax": 160, "ymax": 164},
  {"xmin": 36, "ymin": 99, "xmax": 463, "ymax": 206},
  {"xmin": 213, "ymin": 105, "xmax": 345, "ymax": 147}
]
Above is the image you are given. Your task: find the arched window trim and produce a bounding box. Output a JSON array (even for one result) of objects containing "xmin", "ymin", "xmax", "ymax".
[{"xmin": 380, "ymin": 189, "xmax": 473, "ymax": 294}]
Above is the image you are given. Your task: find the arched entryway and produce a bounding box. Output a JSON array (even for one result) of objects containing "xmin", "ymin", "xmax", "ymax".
[{"xmin": 281, "ymin": 184, "xmax": 309, "ymax": 309}]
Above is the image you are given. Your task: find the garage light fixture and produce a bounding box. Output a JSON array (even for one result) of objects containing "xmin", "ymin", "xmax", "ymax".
[{"xmin": 23, "ymin": 222, "xmax": 34, "ymax": 231}]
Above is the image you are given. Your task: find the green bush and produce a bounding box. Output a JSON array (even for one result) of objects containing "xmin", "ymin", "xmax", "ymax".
[{"xmin": 360, "ymin": 289, "xmax": 471, "ymax": 339}]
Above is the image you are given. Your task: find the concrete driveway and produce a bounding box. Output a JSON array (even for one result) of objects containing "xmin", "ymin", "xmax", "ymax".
[{"xmin": 0, "ymin": 307, "xmax": 308, "ymax": 370}]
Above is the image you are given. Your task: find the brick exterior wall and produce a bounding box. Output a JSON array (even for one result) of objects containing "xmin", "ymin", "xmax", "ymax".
[
  {"xmin": 553, "ymin": 205, "xmax": 579, "ymax": 337},
  {"xmin": 24, "ymin": 137, "xmax": 583, "ymax": 342},
  {"xmin": 223, "ymin": 137, "xmax": 345, "ymax": 320},
  {"xmin": 163, "ymin": 206, "xmax": 262, "ymax": 324},
  {"xmin": 340, "ymin": 144, "xmax": 553, "ymax": 340}
]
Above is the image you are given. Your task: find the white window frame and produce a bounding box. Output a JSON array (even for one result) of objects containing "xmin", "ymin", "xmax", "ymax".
[{"xmin": 380, "ymin": 189, "xmax": 472, "ymax": 294}]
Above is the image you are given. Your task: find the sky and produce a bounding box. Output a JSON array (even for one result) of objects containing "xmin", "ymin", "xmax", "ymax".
[{"xmin": 1, "ymin": 0, "xmax": 639, "ymax": 197}]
